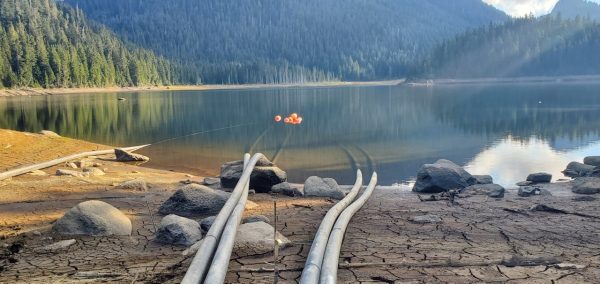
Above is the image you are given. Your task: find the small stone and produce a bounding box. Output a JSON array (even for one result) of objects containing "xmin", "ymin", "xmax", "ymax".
[
  {"xmin": 115, "ymin": 148, "xmax": 149, "ymax": 162},
  {"xmin": 272, "ymin": 182, "xmax": 304, "ymax": 197},
  {"xmin": 39, "ymin": 130, "xmax": 60, "ymax": 137},
  {"xmin": 155, "ymin": 214, "xmax": 203, "ymax": 246},
  {"xmin": 115, "ymin": 180, "xmax": 148, "ymax": 191},
  {"xmin": 526, "ymin": 173, "xmax": 552, "ymax": 183},
  {"xmin": 185, "ymin": 174, "xmax": 194, "ymax": 178},
  {"xmin": 32, "ymin": 231, "xmax": 42, "ymax": 236},
  {"xmin": 584, "ymin": 156, "xmax": 600, "ymax": 167},
  {"xmin": 82, "ymin": 167, "xmax": 105, "ymax": 176},
  {"xmin": 516, "ymin": 181, "xmax": 533, "ymax": 186},
  {"xmin": 200, "ymin": 216, "xmax": 216, "ymax": 232},
  {"xmin": 65, "ymin": 162, "xmax": 78, "ymax": 169},
  {"xmin": 409, "ymin": 215, "xmax": 442, "ymax": 224},
  {"xmin": 473, "ymin": 175, "xmax": 493, "ymax": 184},
  {"xmin": 242, "ymin": 215, "xmax": 270, "ymax": 224},
  {"xmin": 461, "ymin": 184, "xmax": 505, "ymax": 198},
  {"xmin": 55, "ymin": 169, "xmax": 84, "ymax": 177},
  {"xmin": 202, "ymin": 177, "xmax": 221, "ymax": 186},
  {"xmin": 34, "ymin": 239, "xmax": 76, "ymax": 252},
  {"xmin": 75, "ymin": 159, "xmax": 94, "ymax": 168},
  {"xmin": 555, "ymin": 263, "xmax": 587, "ymax": 270},
  {"xmin": 248, "ymin": 189, "xmax": 256, "ymax": 195}
]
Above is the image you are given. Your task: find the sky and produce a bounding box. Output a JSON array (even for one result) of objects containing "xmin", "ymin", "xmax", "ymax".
[{"xmin": 483, "ymin": 0, "xmax": 600, "ymax": 17}]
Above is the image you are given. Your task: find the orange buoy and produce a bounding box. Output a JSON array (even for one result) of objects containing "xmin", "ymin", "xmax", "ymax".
[
  {"xmin": 284, "ymin": 117, "xmax": 291, "ymax": 123},
  {"xmin": 274, "ymin": 115, "xmax": 282, "ymax": 122},
  {"xmin": 290, "ymin": 113, "xmax": 298, "ymax": 119},
  {"xmin": 297, "ymin": 117, "xmax": 303, "ymax": 124}
]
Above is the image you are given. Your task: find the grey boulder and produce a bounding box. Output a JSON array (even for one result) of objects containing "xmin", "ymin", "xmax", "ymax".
[
  {"xmin": 303, "ymin": 176, "xmax": 345, "ymax": 199},
  {"xmin": 571, "ymin": 177, "xmax": 600, "ymax": 195},
  {"xmin": 53, "ymin": 200, "xmax": 132, "ymax": 236},
  {"xmin": 115, "ymin": 148, "xmax": 149, "ymax": 162},
  {"xmin": 462, "ymin": 184, "xmax": 505, "ymax": 198},
  {"xmin": 271, "ymin": 182, "xmax": 304, "ymax": 197},
  {"xmin": 242, "ymin": 215, "xmax": 270, "ymax": 224},
  {"xmin": 220, "ymin": 158, "xmax": 287, "ymax": 192},
  {"xmin": 563, "ymin": 162, "xmax": 595, "ymax": 178},
  {"xmin": 234, "ymin": 221, "xmax": 290, "ymax": 255},
  {"xmin": 159, "ymin": 184, "xmax": 229, "ymax": 217},
  {"xmin": 526, "ymin": 173, "xmax": 552, "ymax": 183},
  {"xmin": 584, "ymin": 156, "xmax": 600, "ymax": 167},
  {"xmin": 200, "ymin": 216, "xmax": 217, "ymax": 232},
  {"xmin": 115, "ymin": 180, "xmax": 148, "ymax": 191},
  {"xmin": 155, "ymin": 214, "xmax": 203, "ymax": 246},
  {"xmin": 412, "ymin": 159, "xmax": 476, "ymax": 193},
  {"xmin": 473, "ymin": 175, "xmax": 493, "ymax": 185}
]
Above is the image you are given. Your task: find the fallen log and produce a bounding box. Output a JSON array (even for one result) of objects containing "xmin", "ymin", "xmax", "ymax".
[{"xmin": 0, "ymin": 144, "xmax": 150, "ymax": 181}]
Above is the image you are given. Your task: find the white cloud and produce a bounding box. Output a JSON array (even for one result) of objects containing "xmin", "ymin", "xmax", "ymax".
[{"xmin": 483, "ymin": 0, "xmax": 600, "ymax": 17}]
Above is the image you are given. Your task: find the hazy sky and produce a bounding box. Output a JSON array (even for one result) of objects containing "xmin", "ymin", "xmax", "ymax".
[{"xmin": 484, "ymin": 0, "xmax": 600, "ymax": 17}]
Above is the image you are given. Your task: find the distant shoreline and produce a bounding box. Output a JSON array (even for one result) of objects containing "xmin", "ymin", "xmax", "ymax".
[
  {"xmin": 0, "ymin": 79, "xmax": 405, "ymax": 97},
  {"xmin": 405, "ymin": 75, "xmax": 600, "ymax": 86}
]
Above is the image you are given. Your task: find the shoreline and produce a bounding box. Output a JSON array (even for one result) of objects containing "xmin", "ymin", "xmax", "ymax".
[
  {"xmin": 0, "ymin": 79, "xmax": 405, "ymax": 97},
  {"xmin": 406, "ymin": 74, "xmax": 600, "ymax": 86}
]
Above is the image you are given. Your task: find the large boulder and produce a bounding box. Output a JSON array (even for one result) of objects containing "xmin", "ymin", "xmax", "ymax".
[
  {"xmin": 159, "ymin": 184, "xmax": 229, "ymax": 217},
  {"xmin": 220, "ymin": 158, "xmax": 287, "ymax": 192},
  {"xmin": 53, "ymin": 200, "xmax": 132, "ymax": 236},
  {"xmin": 234, "ymin": 221, "xmax": 290, "ymax": 255},
  {"xmin": 571, "ymin": 178, "xmax": 600, "ymax": 195},
  {"xmin": 271, "ymin": 182, "xmax": 304, "ymax": 197},
  {"xmin": 461, "ymin": 184, "xmax": 505, "ymax": 198},
  {"xmin": 473, "ymin": 175, "xmax": 493, "ymax": 185},
  {"xmin": 303, "ymin": 176, "xmax": 345, "ymax": 199},
  {"xmin": 114, "ymin": 148, "xmax": 149, "ymax": 162},
  {"xmin": 155, "ymin": 214, "xmax": 203, "ymax": 246},
  {"xmin": 412, "ymin": 159, "xmax": 476, "ymax": 193},
  {"xmin": 526, "ymin": 173, "xmax": 552, "ymax": 183},
  {"xmin": 563, "ymin": 162, "xmax": 595, "ymax": 178},
  {"xmin": 584, "ymin": 156, "xmax": 600, "ymax": 167}
]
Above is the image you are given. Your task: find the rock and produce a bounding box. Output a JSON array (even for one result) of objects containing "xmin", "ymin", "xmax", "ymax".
[
  {"xmin": 234, "ymin": 222, "xmax": 290, "ymax": 255},
  {"xmin": 158, "ymin": 184, "xmax": 230, "ymax": 217},
  {"xmin": 75, "ymin": 159, "xmax": 94, "ymax": 168},
  {"xmin": 271, "ymin": 182, "xmax": 304, "ymax": 197},
  {"xmin": 526, "ymin": 173, "xmax": 552, "ymax": 183},
  {"xmin": 303, "ymin": 176, "xmax": 345, "ymax": 199},
  {"xmin": 219, "ymin": 158, "xmax": 287, "ymax": 192},
  {"xmin": 55, "ymin": 169, "xmax": 84, "ymax": 177},
  {"xmin": 242, "ymin": 215, "xmax": 270, "ymax": 224},
  {"xmin": 409, "ymin": 215, "xmax": 442, "ymax": 224},
  {"xmin": 563, "ymin": 162, "xmax": 595, "ymax": 178},
  {"xmin": 518, "ymin": 186, "xmax": 551, "ymax": 197},
  {"xmin": 28, "ymin": 170, "xmax": 47, "ymax": 176},
  {"xmin": 473, "ymin": 175, "xmax": 493, "ymax": 184},
  {"xmin": 516, "ymin": 181, "xmax": 533, "ymax": 186},
  {"xmin": 200, "ymin": 216, "xmax": 216, "ymax": 232},
  {"xmin": 114, "ymin": 148, "xmax": 149, "ymax": 162},
  {"xmin": 202, "ymin": 177, "xmax": 221, "ymax": 186},
  {"xmin": 571, "ymin": 177, "xmax": 600, "ymax": 195},
  {"xmin": 462, "ymin": 184, "xmax": 505, "ymax": 198},
  {"xmin": 155, "ymin": 214, "xmax": 203, "ymax": 246},
  {"xmin": 34, "ymin": 239, "xmax": 76, "ymax": 252},
  {"xmin": 412, "ymin": 159, "xmax": 476, "ymax": 193},
  {"xmin": 83, "ymin": 167, "xmax": 105, "ymax": 176},
  {"xmin": 572, "ymin": 196, "xmax": 597, "ymax": 202},
  {"xmin": 248, "ymin": 189, "xmax": 256, "ymax": 195},
  {"xmin": 115, "ymin": 180, "xmax": 148, "ymax": 191},
  {"xmin": 584, "ymin": 156, "xmax": 600, "ymax": 167},
  {"xmin": 53, "ymin": 200, "xmax": 132, "ymax": 236},
  {"xmin": 39, "ymin": 130, "xmax": 60, "ymax": 137},
  {"xmin": 66, "ymin": 162, "xmax": 78, "ymax": 169}
]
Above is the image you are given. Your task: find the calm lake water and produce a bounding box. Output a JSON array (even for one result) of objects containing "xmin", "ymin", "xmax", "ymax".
[{"xmin": 2, "ymin": 83, "xmax": 600, "ymax": 187}]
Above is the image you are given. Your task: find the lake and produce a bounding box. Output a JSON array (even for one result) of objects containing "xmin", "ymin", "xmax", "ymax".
[{"xmin": 1, "ymin": 83, "xmax": 600, "ymax": 188}]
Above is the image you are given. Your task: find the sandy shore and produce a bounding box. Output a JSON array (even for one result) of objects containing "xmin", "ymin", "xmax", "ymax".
[
  {"xmin": 0, "ymin": 80, "xmax": 405, "ymax": 97},
  {"xmin": 406, "ymin": 74, "xmax": 600, "ymax": 86},
  {"xmin": 1, "ymin": 129, "xmax": 599, "ymax": 283}
]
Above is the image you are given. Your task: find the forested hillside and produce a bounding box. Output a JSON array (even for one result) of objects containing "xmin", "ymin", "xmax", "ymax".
[
  {"xmin": 416, "ymin": 16, "xmax": 600, "ymax": 79},
  {"xmin": 551, "ymin": 0, "xmax": 600, "ymax": 21},
  {"xmin": 0, "ymin": 0, "xmax": 195, "ymax": 89},
  {"xmin": 65, "ymin": 0, "xmax": 507, "ymax": 84}
]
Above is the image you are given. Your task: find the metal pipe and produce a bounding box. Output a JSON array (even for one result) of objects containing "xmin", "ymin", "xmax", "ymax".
[
  {"xmin": 0, "ymin": 144, "xmax": 150, "ymax": 181},
  {"xmin": 299, "ymin": 170, "xmax": 363, "ymax": 284},
  {"xmin": 181, "ymin": 153, "xmax": 264, "ymax": 284},
  {"xmin": 203, "ymin": 154, "xmax": 251, "ymax": 283},
  {"xmin": 319, "ymin": 173, "xmax": 378, "ymax": 284}
]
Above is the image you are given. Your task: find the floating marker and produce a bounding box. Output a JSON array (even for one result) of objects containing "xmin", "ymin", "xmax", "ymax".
[{"xmin": 274, "ymin": 115, "xmax": 282, "ymax": 122}]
